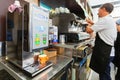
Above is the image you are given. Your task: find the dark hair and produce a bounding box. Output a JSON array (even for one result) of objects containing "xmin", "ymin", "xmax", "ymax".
[{"xmin": 100, "ymin": 3, "xmax": 114, "ymax": 13}]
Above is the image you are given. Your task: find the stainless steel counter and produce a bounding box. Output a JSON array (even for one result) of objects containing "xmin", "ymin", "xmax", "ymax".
[
  {"xmin": 54, "ymin": 39, "xmax": 94, "ymax": 49},
  {"xmin": 0, "ymin": 55, "xmax": 73, "ymax": 80}
]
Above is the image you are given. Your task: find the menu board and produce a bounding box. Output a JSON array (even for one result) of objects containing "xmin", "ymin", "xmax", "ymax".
[{"xmin": 30, "ymin": 4, "xmax": 49, "ymax": 50}]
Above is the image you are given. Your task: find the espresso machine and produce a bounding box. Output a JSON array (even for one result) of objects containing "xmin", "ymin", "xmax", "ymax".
[
  {"xmin": 63, "ymin": 20, "xmax": 90, "ymax": 43},
  {"xmin": 52, "ymin": 14, "xmax": 90, "ymax": 43},
  {"xmin": 6, "ymin": 2, "xmax": 52, "ymax": 77}
]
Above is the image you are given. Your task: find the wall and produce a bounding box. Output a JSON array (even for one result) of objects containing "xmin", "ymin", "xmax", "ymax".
[
  {"xmin": 89, "ymin": 0, "xmax": 120, "ymax": 22},
  {"xmin": 91, "ymin": 5, "xmax": 120, "ymax": 22},
  {"xmin": 0, "ymin": 0, "xmax": 14, "ymax": 41}
]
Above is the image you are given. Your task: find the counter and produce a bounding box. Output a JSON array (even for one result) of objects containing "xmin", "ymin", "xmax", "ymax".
[
  {"xmin": 0, "ymin": 55, "xmax": 73, "ymax": 80},
  {"xmin": 54, "ymin": 39, "xmax": 94, "ymax": 49}
]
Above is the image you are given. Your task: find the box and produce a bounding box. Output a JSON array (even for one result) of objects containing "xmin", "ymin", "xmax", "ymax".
[
  {"xmin": 43, "ymin": 48, "xmax": 57, "ymax": 58},
  {"xmin": 55, "ymin": 47, "xmax": 64, "ymax": 55}
]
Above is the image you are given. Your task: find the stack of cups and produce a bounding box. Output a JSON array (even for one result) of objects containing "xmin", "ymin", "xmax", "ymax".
[{"xmin": 59, "ymin": 35, "xmax": 65, "ymax": 44}]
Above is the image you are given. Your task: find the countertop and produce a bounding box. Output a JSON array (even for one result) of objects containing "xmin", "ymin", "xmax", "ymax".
[
  {"xmin": 0, "ymin": 55, "xmax": 73, "ymax": 80},
  {"xmin": 54, "ymin": 39, "xmax": 94, "ymax": 49}
]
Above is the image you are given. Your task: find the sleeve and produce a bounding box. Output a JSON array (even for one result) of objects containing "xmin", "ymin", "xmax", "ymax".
[{"xmin": 91, "ymin": 18, "xmax": 107, "ymax": 32}]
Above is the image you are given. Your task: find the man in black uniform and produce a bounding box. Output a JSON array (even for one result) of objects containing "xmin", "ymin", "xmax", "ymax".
[
  {"xmin": 86, "ymin": 3, "xmax": 117, "ymax": 80},
  {"xmin": 113, "ymin": 19, "xmax": 120, "ymax": 80}
]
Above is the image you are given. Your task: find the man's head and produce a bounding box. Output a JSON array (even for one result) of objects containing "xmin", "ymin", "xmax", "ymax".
[
  {"xmin": 116, "ymin": 19, "xmax": 120, "ymax": 32},
  {"xmin": 98, "ymin": 3, "xmax": 114, "ymax": 17}
]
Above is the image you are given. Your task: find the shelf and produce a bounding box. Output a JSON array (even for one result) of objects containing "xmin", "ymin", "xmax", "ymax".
[{"xmin": 66, "ymin": 0, "xmax": 86, "ymax": 19}]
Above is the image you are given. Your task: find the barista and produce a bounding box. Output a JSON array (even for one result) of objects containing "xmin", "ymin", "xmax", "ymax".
[{"xmin": 86, "ymin": 3, "xmax": 117, "ymax": 80}]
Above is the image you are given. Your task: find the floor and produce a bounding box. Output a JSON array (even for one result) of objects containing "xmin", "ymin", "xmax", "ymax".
[
  {"xmin": 89, "ymin": 63, "xmax": 116, "ymax": 80},
  {"xmin": 0, "ymin": 67, "xmax": 2, "ymax": 70},
  {"xmin": 0, "ymin": 69, "xmax": 16, "ymax": 80}
]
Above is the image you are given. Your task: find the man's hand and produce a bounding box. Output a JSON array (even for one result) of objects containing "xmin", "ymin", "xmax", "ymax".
[
  {"xmin": 86, "ymin": 25, "xmax": 93, "ymax": 33},
  {"xmin": 86, "ymin": 18, "xmax": 94, "ymax": 25}
]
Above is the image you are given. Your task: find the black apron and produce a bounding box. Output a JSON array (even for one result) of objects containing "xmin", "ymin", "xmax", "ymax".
[
  {"xmin": 113, "ymin": 32, "xmax": 120, "ymax": 68},
  {"xmin": 89, "ymin": 33, "xmax": 112, "ymax": 74}
]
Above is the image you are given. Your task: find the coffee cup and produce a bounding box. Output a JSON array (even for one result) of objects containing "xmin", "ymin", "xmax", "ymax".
[
  {"xmin": 39, "ymin": 54, "xmax": 49, "ymax": 64},
  {"xmin": 33, "ymin": 52, "xmax": 40, "ymax": 63}
]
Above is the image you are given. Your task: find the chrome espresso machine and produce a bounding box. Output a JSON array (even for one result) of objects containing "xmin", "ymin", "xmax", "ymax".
[
  {"xmin": 52, "ymin": 14, "xmax": 90, "ymax": 43},
  {"xmin": 6, "ymin": 2, "xmax": 52, "ymax": 77}
]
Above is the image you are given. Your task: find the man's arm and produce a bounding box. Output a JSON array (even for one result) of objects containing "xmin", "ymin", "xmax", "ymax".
[
  {"xmin": 86, "ymin": 24, "xmax": 94, "ymax": 34},
  {"xmin": 86, "ymin": 18, "xmax": 94, "ymax": 25},
  {"xmin": 117, "ymin": 24, "xmax": 120, "ymax": 32}
]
